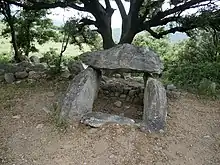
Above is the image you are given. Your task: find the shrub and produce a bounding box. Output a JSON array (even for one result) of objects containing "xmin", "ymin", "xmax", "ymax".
[{"xmin": 0, "ymin": 52, "xmax": 11, "ymax": 64}]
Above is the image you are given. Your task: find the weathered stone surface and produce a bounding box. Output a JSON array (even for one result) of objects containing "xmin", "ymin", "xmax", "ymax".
[
  {"xmin": 30, "ymin": 63, "xmax": 47, "ymax": 72},
  {"xmin": 166, "ymin": 84, "xmax": 177, "ymax": 91},
  {"xmin": 61, "ymin": 70, "xmax": 72, "ymax": 79},
  {"xmin": 30, "ymin": 55, "xmax": 40, "ymax": 64},
  {"xmin": 28, "ymin": 71, "xmax": 45, "ymax": 79},
  {"xmin": 4, "ymin": 73, "xmax": 15, "ymax": 83},
  {"xmin": 81, "ymin": 112, "xmax": 135, "ymax": 128},
  {"xmin": 0, "ymin": 63, "xmax": 22, "ymax": 73},
  {"xmin": 114, "ymin": 101, "xmax": 122, "ymax": 108},
  {"xmin": 67, "ymin": 60, "xmax": 85, "ymax": 75},
  {"xmin": 60, "ymin": 67, "xmax": 101, "ymax": 121},
  {"xmin": 16, "ymin": 61, "xmax": 33, "ymax": 69},
  {"xmin": 142, "ymin": 78, "xmax": 167, "ymax": 132},
  {"xmin": 80, "ymin": 44, "xmax": 163, "ymax": 74},
  {"xmin": 15, "ymin": 71, "xmax": 29, "ymax": 79}
]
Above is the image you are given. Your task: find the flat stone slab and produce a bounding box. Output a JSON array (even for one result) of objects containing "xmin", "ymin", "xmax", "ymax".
[
  {"xmin": 81, "ymin": 112, "xmax": 135, "ymax": 128},
  {"xmin": 80, "ymin": 44, "xmax": 163, "ymax": 74}
]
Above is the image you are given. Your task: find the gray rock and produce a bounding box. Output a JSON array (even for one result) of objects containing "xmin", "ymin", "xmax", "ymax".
[
  {"xmin": 4, "ymin": 73, "xmax": 15, "ymax": 83},
  {"xmin": 81, "ymin": 112, "xmax": 135, "ymax": 128},
  {"xmin": 30, "ymin": 63, "xmax": 47, "ymax": 72},
  {"xmin": 128, "ymin": 90, "xmax": 136, "ymax": 97},
  {"xmin": 80, "ymin": 44, "xmax": 163, "ymax": 74},
  {"xmin": 0, "ymin": 63, "xmax": 22, "ymax": 73},
  {"xmin": 120, "ymin": 94, "xmax": 127, "ymax": 98},
  {"xmin": 30, "ymin": 55, "xmax": 40, "ymax": 64},
  {"xmin": 16, "ymin": 61, "xmax": 33, "ymax": 69},
  {"xmin": 67, "ymin": 60, "xmax": 84, "ymax": 75},
  {"xmin": 166, "ymin": 84, "xmax": 177, "ymax": 91},
  {"xmin": 15, "ymin": 71, "xmax": 28, "ymax": 79},
  {"xmin": 114, "ymin": 101, "xmax": 122, "ymax": 108},
  {"xmin": 28, "ymin": 71, "xmax": 42, "ymax": 79},
  {"xmin": 60, "ymin": 67, "xmax": 101, "ymax": 121},
  {"xmin": 142, "ymin": 78, "xmax": 167, "ymax": 132},
  {"xmin": 61, "ymin": 70, "xmax": 72, "ymax": 79}
]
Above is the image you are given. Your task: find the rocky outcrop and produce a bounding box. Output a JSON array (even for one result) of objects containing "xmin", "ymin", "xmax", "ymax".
[{"xmin": 60, "ymin": 67, "xmax": 101, "ymax": 121}]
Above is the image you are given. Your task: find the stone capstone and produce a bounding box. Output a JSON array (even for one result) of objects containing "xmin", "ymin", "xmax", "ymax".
[
  {"xmin": 80, "ymin": 43, "xmax": 163, "ymax": 74},
  {"xmin": 59, "ymin": 67, "xmax": 101, "ymax": 121}
]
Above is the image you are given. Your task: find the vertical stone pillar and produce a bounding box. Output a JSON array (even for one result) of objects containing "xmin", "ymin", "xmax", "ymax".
[
  {"xmin": 60, "ymin": 67, "xmax": 101, "ymax": 122},
  {"xmin": 142, "ymin": 78, "xmax": 167, "ymax": 132}
]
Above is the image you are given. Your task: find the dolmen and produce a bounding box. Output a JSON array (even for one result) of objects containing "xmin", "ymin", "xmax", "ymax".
[{"xmin": 59, "ymin": 44, "xmax": 167, "ymax": 132}]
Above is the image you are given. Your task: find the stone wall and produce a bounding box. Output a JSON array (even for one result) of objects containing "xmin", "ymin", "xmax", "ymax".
[{"xmin": 98, "ymin": 78, "xmax": 145, "ymax": 105}]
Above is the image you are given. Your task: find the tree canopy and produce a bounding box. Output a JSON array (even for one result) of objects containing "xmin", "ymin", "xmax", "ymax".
[{"xmin": 2, "ymin": 0, "xmax": 220, "ymax": 49}]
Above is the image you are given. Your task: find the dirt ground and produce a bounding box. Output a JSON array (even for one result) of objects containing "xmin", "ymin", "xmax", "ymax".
[{"xmin": 0, "ymin": 79, "xmax": 220, "ymax": 165}]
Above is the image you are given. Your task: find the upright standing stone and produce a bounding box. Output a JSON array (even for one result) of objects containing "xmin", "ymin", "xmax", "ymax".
[
  {"xmin": 142, "ymin": 78, "xmax": 167, "ymax": 132},
  {"xmin": 60, "ymin": 67, "xmax": 101, "ymax": 121}
]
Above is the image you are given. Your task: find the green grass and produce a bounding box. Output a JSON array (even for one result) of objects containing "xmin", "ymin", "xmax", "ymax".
[{"xmin": 0, "ymin": 36, "xmax": 89, "ymax": 59}]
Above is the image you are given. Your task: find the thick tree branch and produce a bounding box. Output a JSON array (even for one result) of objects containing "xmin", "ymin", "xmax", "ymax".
[
  {"xmin": 115, "ymin": 0, "xmax": 127, "ymax": 20},
  {"xmin": 147, "ymin": 25, "xmax": 197, "ymax": 39},
  {"xmin": 155, "ymin": 0, "xmax": 209, "ymax": 19},
  {"xmin": 79, "ymin": 18, "xmax": 97, "ymax": 27},
  {"xmin": 104, "ymin": 0, "xmax": 114, "ymax": 15},
  {"xmin": 104, "ymin": 0, "xmax": 111, "ymax": 10},
  {"xmin": 4, "ymin": 0, "xmax": 87, "ymax": 11}
]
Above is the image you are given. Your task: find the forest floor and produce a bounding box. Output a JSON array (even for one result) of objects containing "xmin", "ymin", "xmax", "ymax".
[{"xmin": 0, "ymin": 79, "xmax": 220, "ymax": 165}]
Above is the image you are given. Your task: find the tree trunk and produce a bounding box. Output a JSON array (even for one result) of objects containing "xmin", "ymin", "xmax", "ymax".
[
  {"xmin": 3, "ymin": 2, "xmax": 21, "ymax": 62},
  {"xmin": 24, "ymin": 23, "xmax": 31, "ymax": 57},
  {"xmin": 119, "ymin": 15, "xmax": 137, "ymax": 44},
  {"xmin": 98, "ymin": 17, "xmax": 115, "ymax": 49},
  {"xmin": 9, "ymin": 22, "xmax": 21, "ymax": 62}
]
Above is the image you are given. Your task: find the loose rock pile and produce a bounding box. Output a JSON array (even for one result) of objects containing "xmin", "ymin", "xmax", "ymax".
[
  {"xmin": 0, "ymin": 56, "xmax": 85, "ymax": 84},
  {"xmin": 0, "ymin": 61, "xmax": 48, "ymax": 83}
]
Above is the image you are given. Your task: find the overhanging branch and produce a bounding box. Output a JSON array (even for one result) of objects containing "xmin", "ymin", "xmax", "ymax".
[
  {"xmin": 147, "ymin": 25, "xmax": 197, "ymax": 39},
  {"xmin": 4, "ymin": 0, "xmax": 87, "ymax": 11},
  {"xmin": 155, "ymin": 0, "xmax": 209, "ymax": 19},
  {"xmin": 115, "ymin": 0, "xmax": 127, "ymax": 20}
]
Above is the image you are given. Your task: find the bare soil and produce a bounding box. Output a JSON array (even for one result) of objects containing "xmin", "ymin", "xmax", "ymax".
[{"xmin": 0, "ymin": 79, "xmax": 220, "ymax": 165}]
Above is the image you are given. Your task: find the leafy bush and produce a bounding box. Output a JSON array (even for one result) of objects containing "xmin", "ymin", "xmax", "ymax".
[
  {"xmin": 0, "ymin": 52, "xmax": 11, "ymax": 63},
  {"xmin": 41, "ymin": 48, "xmax": 61, "ymax": 74},
  {"xmin": 164, "ymin": 29, "xmax": 220, "ymax": 94}
]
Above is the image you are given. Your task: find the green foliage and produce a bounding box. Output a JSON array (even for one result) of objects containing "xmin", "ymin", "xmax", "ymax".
[
  {"xmin": 41, "ymin": 48, "xmax": 61, "ymax": 74},
  {"xmin": 63, "ymin": 17, "xmax": 102, "ymax": 51},
  {"xmin": 133, "ymin": 32, "xmax": 172, "ymax": 59},
  {"xmin": 1, "ymin": 9, "xmax": 58, "ymax": 57},
  {"xmin": 164, "ymin": 29, "xmax": 220, "ymax": 95},
  {"xmin": 0, "ymin": 52, "xmax": 11, "ymax": 63}
]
